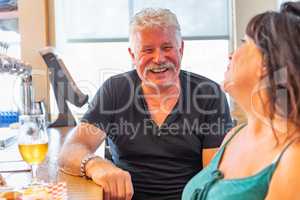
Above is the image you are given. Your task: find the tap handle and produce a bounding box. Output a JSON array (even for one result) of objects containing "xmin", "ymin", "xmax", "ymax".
[{"xmin": 0, "ymin": 54, "xmax": 32, "ymax": 76}]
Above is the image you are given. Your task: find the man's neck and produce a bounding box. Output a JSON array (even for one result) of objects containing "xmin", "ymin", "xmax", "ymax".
[
  {"xmin": 141, "ymin": 79, "xmax": 181, "ymax": 126},
  {"xmin": 141, "ymin": 79, "xmax": 181, "ymax": 101}
]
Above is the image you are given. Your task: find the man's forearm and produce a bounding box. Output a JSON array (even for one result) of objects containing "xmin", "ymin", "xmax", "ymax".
[
  {"xmin": 58, "ymin": 142, "xmax": 93, "ymax": 176},
  {"xmin": 58, "ymin": 123, "xmax": 107, "ymax": 176}
]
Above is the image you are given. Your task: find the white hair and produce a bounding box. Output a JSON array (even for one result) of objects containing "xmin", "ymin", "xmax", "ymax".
[{"xmin": 129, "ymin": 8, "xmax": 182, "ymax": 49}]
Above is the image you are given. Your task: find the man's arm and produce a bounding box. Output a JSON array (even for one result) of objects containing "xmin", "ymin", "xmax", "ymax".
[
  {"xmin": 58, "ymin": 122, "xmax": 105, "ymax": 175},
  {"xmin": 58, "ymin": 122, "xmax": 133, "ymax": 200},
  {"xmin": 200, "ymin": 86, "xmax": 233, "ymax": 167},
  {"xmin": 202, "ymin": 148, "xmax": 218, "ymax": 167}
]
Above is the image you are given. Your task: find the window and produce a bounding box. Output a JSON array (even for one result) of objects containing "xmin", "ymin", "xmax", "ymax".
[
  {"xmin": 132, "ymin": 0, "xmax": 229, "ymax": 39},
  {"xmin": 60, "ymin": 0, "xmax": 229, "ymax": 42},
  {"xmin": 0, "ymin": 0, "xmax": 21, "ymax": 112},
  {"xmin": 53, "ymin": 0, "xmax": 231, "ymax": 116},
  {"xmin": 277, "ymin": 0, "xmax": 298, "ymax": 8},
  {"xmin": 64, "ymin": 0, "xmax": 130, "ymax": 42}
]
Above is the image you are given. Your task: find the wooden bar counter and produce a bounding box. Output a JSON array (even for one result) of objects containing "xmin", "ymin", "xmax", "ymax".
[{"xmin": 3, "ymin": 127, "xmax": 103, "ymax": 200}]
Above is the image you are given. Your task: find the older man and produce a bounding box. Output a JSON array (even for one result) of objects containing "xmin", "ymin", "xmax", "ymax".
[{"xmin": 59, "ymin": 8, "xmax": 232, "ymax": 200}]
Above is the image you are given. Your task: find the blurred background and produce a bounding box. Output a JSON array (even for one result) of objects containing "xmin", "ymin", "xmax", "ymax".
[{"xmin": 0, "ymin": 0, "xmax": 296, "ymax": 124}]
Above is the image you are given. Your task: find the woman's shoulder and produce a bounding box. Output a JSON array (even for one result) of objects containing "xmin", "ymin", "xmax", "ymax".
[
  {"xmin": 277, "ymin": 134, "xmax": 300, "ymax": 165},
  {"xmin": 278, "ymin": 135, "xmax": 300, "ymax": 165},
  {"xmin": 220, "ymin": 123, "xmax": 246, "ymax": 147},
  {"xmin": 265, "ymin": 135, "xmax": 300, "ymax": 199}
]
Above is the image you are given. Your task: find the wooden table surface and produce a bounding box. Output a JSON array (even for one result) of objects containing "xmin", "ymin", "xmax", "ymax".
[{"xmin": 2, "ymin": 127, "xmax": 103, "ymax": 200}]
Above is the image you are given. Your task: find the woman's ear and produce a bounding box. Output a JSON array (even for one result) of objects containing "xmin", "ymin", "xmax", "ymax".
[
  {"xmin": 256, "ymin": 54, "xmax": 268, "ymax": 78},
  {"xmin": 257, "ymin": 66, "xmax": 268, "ymax": 78}
]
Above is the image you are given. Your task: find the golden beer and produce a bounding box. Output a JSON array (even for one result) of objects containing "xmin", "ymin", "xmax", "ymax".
[{"xmin": 18, "ymin": 143, "xmax": 48, "ymax": 165}]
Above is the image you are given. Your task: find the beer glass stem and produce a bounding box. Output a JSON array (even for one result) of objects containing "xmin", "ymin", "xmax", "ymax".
[{"xmin": 31, "ymin": 164, "xmax": 38, "ymax": 184}]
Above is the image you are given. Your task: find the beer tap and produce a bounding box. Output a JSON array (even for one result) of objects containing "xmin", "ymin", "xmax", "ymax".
[{"xmin": 0, "ymin": 54, "xmax": 33, "ymax": 115}]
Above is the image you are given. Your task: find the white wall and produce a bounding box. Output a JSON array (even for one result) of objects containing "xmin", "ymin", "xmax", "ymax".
[
  {"xmin": 231, "ymin": 0, "xmax": 277, "ymax": 122},
  {"xmin": 233, "ymin": 0, "xmax": 277, "ymax": 49}
]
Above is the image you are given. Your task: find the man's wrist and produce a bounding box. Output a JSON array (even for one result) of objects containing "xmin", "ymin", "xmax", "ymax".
[
  {"xmin": 80, "ymin": 153, "xmax": 100, "ymax": 179},
  {"xmin": 85, "ymin": 156, "xmax": 116, "ymax": 179}
]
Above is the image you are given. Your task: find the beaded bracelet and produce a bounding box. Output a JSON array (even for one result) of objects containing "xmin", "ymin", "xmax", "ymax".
[{"xmin": 80, "ymin": 153, "xmax": 99, "ymax": 179}]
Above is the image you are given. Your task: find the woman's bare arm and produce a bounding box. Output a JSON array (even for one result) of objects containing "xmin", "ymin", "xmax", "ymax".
[{"xmin": 265, "ymin": 139, "xmax": 300, "ymax": 200}]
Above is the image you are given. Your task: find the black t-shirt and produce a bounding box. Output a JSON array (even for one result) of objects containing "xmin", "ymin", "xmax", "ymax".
[{"xmin": 82, "ymin": 70, "xmax": 232, "ymax": 200}]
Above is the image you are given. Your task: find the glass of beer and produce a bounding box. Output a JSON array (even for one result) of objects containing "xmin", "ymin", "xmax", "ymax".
[{"xmin": 18, "ymin": 114, "xmax": 48, "ymax": 185}]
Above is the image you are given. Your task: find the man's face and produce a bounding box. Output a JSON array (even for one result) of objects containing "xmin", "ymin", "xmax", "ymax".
[{"xmin": 129, "ymin": 26, "xmax": 184, "ymax": 88}]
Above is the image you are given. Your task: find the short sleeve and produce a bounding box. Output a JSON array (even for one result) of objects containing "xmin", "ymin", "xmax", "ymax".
[
  {"xmin": 202, "ymin": 91, "xmax": 233, "ymax": 148},
  {"xmin": 81, "ymin": 78, "xmax": 114, "ymax": 133}
]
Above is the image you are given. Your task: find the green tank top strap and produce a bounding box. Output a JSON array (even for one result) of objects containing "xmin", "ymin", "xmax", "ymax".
[
  {"xmin": 209, "ymin": 123, "xmax": 247, "ymax": 169},
  {"xmin": 272, "ymin": 136, "xmax": 300, "ymax": 166},
  {"xmin": 222, "ymin": 123, "xmax": 247, "ymax": 147}
]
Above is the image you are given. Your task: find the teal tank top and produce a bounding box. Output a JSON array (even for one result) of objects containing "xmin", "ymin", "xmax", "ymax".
[{"xmin": 182, "ymin": 124, "xmax": 298, "ymax": 200}]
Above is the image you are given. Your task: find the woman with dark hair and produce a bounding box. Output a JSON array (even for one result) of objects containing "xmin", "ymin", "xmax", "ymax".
[{"xmin": 182, "ymin": 1, "xmax": 300, "ymax": 200}]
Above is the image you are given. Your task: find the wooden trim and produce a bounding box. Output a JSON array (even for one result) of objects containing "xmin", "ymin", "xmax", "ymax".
[{"xmin": 18, "ymin": 0, "xmax": 50, "ymax": 112}]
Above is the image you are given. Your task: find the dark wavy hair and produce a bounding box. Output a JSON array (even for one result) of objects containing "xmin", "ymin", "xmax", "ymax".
[{"xmin": 245, "ymin": 2, "xmax": 300, "ymax": 130}]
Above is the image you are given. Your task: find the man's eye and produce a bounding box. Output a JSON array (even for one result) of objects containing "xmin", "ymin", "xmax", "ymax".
[
  {"xmin": 163, "ymin": 46, "xmax": 173, "ymax": 51},
  {"xmin": 142, "ymin": 49, "xmax": 153, "ymax": 53}
]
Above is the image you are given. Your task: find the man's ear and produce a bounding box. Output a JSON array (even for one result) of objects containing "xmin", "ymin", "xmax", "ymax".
[
  {"xmin": 179, "ymin": 40, "xmax": 184, "ymax": 58},
  {"xmin": 128, "ymin": 47, "xmax": 137, "ymax": 65}
]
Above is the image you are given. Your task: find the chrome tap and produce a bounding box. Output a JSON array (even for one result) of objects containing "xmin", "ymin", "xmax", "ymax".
[{"xmin": 0, "ymin": 54, "xmax": 33, "ymax": 115}]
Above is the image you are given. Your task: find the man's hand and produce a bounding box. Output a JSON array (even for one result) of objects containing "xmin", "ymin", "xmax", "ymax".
[
  {"xmin": 59, "ymin": 123, "xmax": 133, "ymax": 199},
  {"xmin": 87, "ymin": 159, "xmax": 134, "ymax": 200}
]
